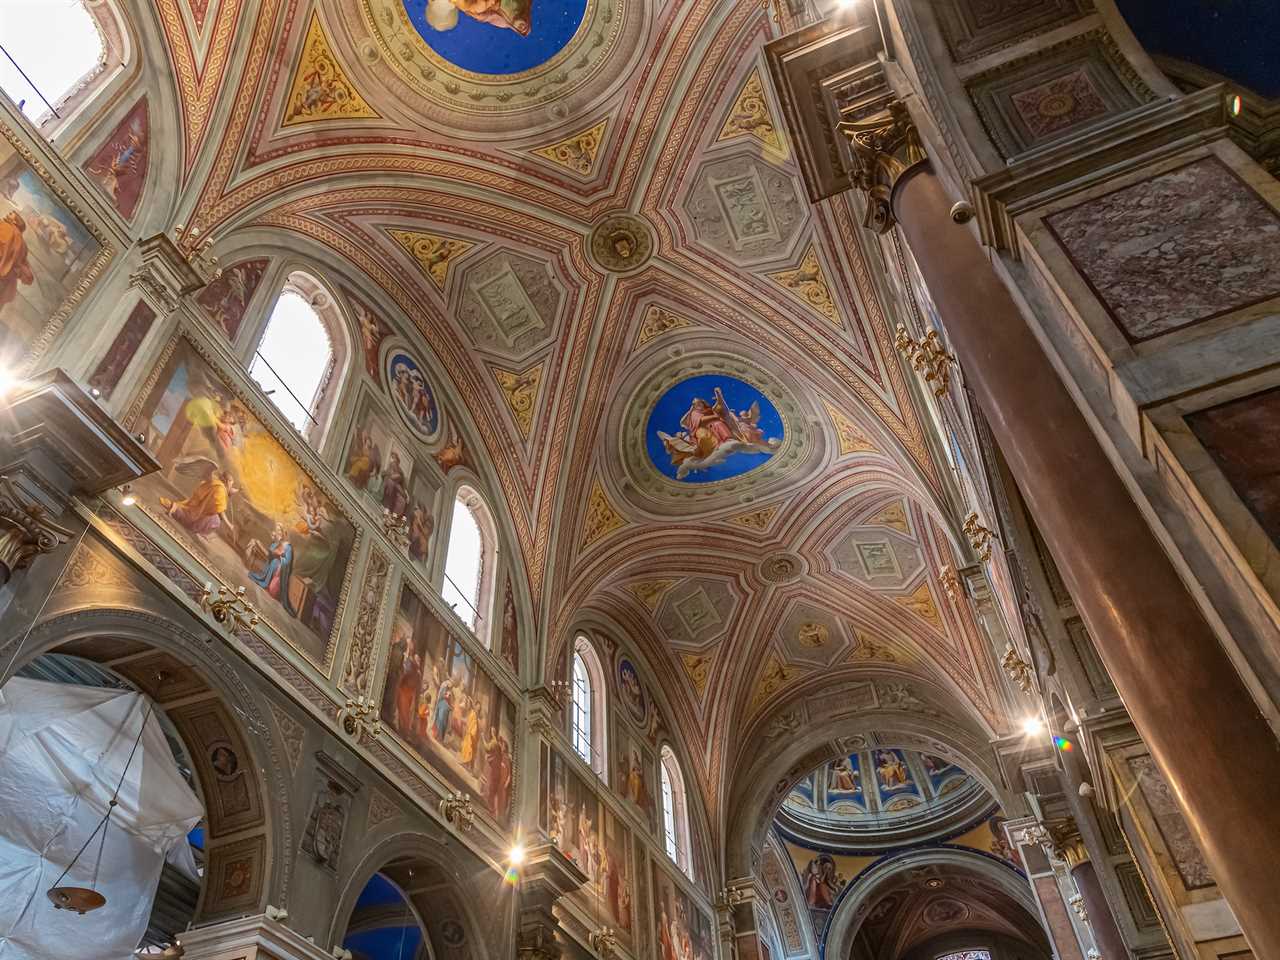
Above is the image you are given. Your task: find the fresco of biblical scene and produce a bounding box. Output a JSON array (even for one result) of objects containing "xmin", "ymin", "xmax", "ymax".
[
  {"xmin": 381, "ymin": 584, "xmax": 516, "ymax": 821},
  {"xmin": 342, "ymin": 391, "xmax": 438, "ymax": 568},
  {"xmin": 348, "ymin": 288, "xmax": 392, "ymax": 382},
  {"xmin": 648, "ymin": 374, "xmax": 783, "ymax": 483},
  {"xmin": 386, "ymin": 349, "xmax": 441, "ymax": 440},
  {"xmin": 651, "ymin": 860, "xmax": 715, "ymax": 960},
  {"xmin": 130, "ymin": 338, "xmax": 356, "ymax": 664},
  {"xmin": 83, "ymin": 99, "xmax": 149, "ymax": 221},
  {"xmin": 872, "ymin": 748, "xmax": 923, "ymax": 811},
  {"xmin": 540, "ymin": 744, "xmax": 636, "ymax": 944},
  {"xmin": 0, "ymin": 135, "xmax": 102, "ymax": 358},
  {"xmin": 825, "ymin": 754, "xmax": 866, "ymax": 813},
  {"xmin": 616, "ymin": 655, "xmax": 647, "ymax": 725},
  {"xmin": 196, "ymin": 258, "xmax": 269, "ymax": 340},
  {"xmin": 613, "ymin": 717, "xmax": 656, "ymax": 833},
  {"xmin": 787, "ymin": 771, "xmax": 815, "ymax": 808},
  {"xmin": 920, "ymin": 753, "xmax": 967, "ymax": 797},
  {"xmin": 404, "ymin": 0, "xmax": 587, "ymax": 75}
]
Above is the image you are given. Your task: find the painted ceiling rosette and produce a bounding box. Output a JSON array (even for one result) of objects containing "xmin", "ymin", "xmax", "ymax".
[
  {"xmin": 359, "ymin": 0, "xmax": 643, "ymax": 131},
  {"xmin": 608, "ymin": 345, "xmax": 823, "ymax": 516}
]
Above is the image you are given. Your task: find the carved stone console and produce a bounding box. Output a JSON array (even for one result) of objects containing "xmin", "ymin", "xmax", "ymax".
[
  {"xmin": 0, "ymin": 369, "xmax": 156, "ymax": 584},
  {"xmin": 517, "ymin": 843, "xmax": 588, "ymax": 960}
]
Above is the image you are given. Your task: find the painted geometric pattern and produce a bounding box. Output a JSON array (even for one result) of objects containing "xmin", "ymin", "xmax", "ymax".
[
  {"xmin": 388, "ymin": 228, "xmax": 475, "ymax": 291},
  {"xmin": 635, "ymin": 304, "xmax": 694, "ymax": 348},
  {"xmin": 823, "ymin": 401, "xmax": 876, "ymax": 455},
  {"xmin": 491, "ymin": 360, "xmax": 544, "ymax": 439},
  {"xmin": 717, "ymin": 69, "xmax": 785, "ymax": 155},
  {"xmin": 768, "ymin": 245, "xmax": 838, "ymax": 325},
  {"xmin": 625, "ymin": 578, "xmax": 678, "ymax": 612},
  {"xmin": 530, "ymin": 118, "xmax": 608, "ymax": 176},
  {"xmin": 282, "ymin": 13, "xmax": 379, "ymax": 126},
  {"xmin": 581, "ymin": 479, "xmax": 628, "ymax": 549}
]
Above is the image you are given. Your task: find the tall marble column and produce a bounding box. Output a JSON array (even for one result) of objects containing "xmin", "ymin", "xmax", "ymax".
[
  {"xmin": 1050, "ymin": 820, "xmax": 1130, "ymax": 960},
  {"xmin": 841, "ymin": 104, "xmax": 1280, "ymax": 956}
]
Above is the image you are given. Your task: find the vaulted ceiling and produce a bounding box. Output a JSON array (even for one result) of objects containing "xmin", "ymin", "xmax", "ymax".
[{"xmin": 137, "ymin": 0, "xmax": 1017, "ymax": 850}]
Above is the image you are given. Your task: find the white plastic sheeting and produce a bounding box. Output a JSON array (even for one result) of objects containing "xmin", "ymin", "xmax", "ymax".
[{"xmin": 0, "ymin": 677, "xmax": 204, "ymax": 960}]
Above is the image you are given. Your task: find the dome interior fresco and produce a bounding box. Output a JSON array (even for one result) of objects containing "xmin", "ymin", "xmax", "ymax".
[{"xmin": 779, "ymin": 749, "xmax": 994, "ymax": 850}]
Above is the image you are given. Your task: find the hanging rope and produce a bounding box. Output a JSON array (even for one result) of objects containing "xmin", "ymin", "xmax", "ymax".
[{"xmin": 47, "ymin": 698, "xmax": 156, "ymax": 906}]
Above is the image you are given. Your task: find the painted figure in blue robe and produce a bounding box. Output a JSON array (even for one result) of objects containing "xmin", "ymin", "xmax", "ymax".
[
  {"xmin": 432, "ymin": 677, "xmax": 454, "ymax": 742},
  {"xmin": 250, "ymin": 523, "xmax": 296, "ymax": 616}
]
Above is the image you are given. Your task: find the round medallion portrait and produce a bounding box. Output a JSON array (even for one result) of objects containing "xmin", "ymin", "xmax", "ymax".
[
  {"xmin": 616, "ymin": 656, "xmax": 647, "ymax": 725},
  {"xmin": 589, "ymin": 213, "xmax": 654, "ymax": 274},
  {"xmin": 401, "ymin": 0, "xmax": 588, "ymax": 75},
  {"xmin": 385, "ymin": 349, "xmax": 441, "ymax": 440},
  {"xmin": 646, "ymin": 374, "xmax": 784, "ymax": 483}
]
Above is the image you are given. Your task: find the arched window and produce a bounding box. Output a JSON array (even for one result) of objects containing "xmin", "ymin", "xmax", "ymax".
[
  {"xmin": 568, "ymin": 635, "xmax": 606, "ymax": 777},
  {"xmin": 0, "ymin": 0, "xmax": 107, "ymax": 121},
  {"xmin": 249, "ymin": 283, "xmax": 335, "ymax": 434},
  {"xmin": 441, "ymin": 485, "xmax": 498, "ymax": 647},
  {"xmin": 660, "ymin": 744, "xmax": 692, "ymax": 878},
  {"xmin": 935, "ymin": 951, "xmax": 992, "ymax": 960}
]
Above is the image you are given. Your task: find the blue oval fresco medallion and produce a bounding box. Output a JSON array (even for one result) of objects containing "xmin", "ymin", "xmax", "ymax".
[
  {"xmin": 386, "ymin": 350, "xmax": 440, "ymax": 440},
  {"xmin": 646, "ymin": 375, "xmax": 784, "ymax": 483},
  {"xmin": 402, "ymin": 0, "xmax": 588, "ymax": 76}
]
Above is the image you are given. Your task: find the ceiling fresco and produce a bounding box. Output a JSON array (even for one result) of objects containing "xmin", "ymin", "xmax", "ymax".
[{"xmin": 142, "ymin": 0, "xmax": 1019, "ymax": 847}]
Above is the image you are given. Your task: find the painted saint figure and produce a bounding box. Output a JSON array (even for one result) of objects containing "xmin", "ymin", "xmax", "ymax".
[
  {"xmin": 159, "ymin": 460, "xmax": 236, "ymax": 538},
  {"xmin": 657, "ymin": 385, "xmax": 781, "ymax": 480},
  {"xmin": 875, "ymin": 750, "xmax": 910, "ymax": 790},
  {"xmin": 249, "ymin": 523, "xmax": 297, "ymax": 615},
  {"xmin": 0, "ymin": 210, "xmax": 34, "ymax": 309}
]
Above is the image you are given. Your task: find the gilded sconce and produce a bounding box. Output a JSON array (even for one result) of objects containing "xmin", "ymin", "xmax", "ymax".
[
  {"xmin": 962, "ymin": 511, "xmax": 996, "ymax": 562},
  {"xmin": 438, "ymin": 790, "xmax": 475, "ymax": 832},
  {"xmin": 338, "ymin": 695, "xmax": 381, "ymax": 742},
  {"xmin": 1002, "ymin": 643, "xmax": 1034, "ymax": 695},
  {"xmin": 894, "ymin": 324, "xmax": 956, "ymax": 398},
  {"xmin": 199, "ymin": 582, "xmax": 261, "ymax": 632}
]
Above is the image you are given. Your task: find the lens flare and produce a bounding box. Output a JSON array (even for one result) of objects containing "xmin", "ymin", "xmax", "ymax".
[
  {"xmin": 1055, "ymin": 736, "xmax": 1073, "ymax": 752},
  {"xmin": 503, "ymin": 866, "xmax": 520, "ymax": 886}
]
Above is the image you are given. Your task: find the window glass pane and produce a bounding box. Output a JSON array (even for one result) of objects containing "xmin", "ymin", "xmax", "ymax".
[
  {"xmin": 0, "ymin": 0, "xmax": 103, "ymax": 120},
  {"xmin": 442, "ymin": 498, "xmax": 483, "ymax": 628},
  {"xmin": 571, "ymin": 653, "xmax": 591, "ymax": 764},
  {"xmin": 661, "ymin": 761, "xmax": 678, "ymax": 861},
  {"xmin": 936, "ymin": 952, "xmax": 992, "ymax": 960},
  {"xmin": 249, "ymin": 291, "xmax": 331, "ymax": 431}
]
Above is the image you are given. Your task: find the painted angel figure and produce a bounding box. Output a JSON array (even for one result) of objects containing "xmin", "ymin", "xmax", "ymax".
[
  {"xmin": 425, "ymin": 0, "xmax": 532, "ymax": 35},
  {"xmin": 658, "ymin": 385, "xmax": 780, "ymax": 479}
]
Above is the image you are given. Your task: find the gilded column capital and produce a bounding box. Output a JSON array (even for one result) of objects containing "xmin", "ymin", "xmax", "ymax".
[
  {"xmin": 1045, "ymin": 817, "xmax": 1090, "ymax": 869},
  {"xmin": 838, "ymin": 97, "xmax": 926, "ymax": 233}
]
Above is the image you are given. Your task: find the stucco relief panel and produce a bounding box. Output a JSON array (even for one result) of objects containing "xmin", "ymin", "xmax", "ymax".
[
  {"xmin": 655, "ymin": 577, "xmax": 738, "ymax": 651},
  {"xmin": 454, "ymin": 249, "xmax": 564, "ymax": 359},
  {"xmin": 683, "ymin": 153, "xmax": 805, "ymax": 266}
]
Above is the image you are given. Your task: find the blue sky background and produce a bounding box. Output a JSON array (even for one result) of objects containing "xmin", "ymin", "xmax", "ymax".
[{"xmin": 402, "ymin": 0, "xmax": 586, "ymax": 75}]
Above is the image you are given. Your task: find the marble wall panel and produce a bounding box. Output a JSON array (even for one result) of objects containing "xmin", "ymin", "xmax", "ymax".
[
  {"xmin": 1128, "ymin": 755, "xmax": 1214, "ymax": 891},
  {"xmin": 1186, "ymin": 385, "xmax": 1280, "ymax": 551},
  {"xmin": 1045, "ymin": 156, "xmax": 1280, "ymax": 342}
]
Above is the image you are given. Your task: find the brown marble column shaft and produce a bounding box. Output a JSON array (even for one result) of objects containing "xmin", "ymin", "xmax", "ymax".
[
  {"xmin": 1071, "ymin": 859, "xmax": 1129, "ymax": 960},
  {"xmin": 890, "ymin": 162, "xmax": 1280, "ymax": 957}
]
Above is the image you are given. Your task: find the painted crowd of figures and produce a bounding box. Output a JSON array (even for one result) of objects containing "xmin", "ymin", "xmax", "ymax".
[
  {"xmin": 131, "ymin": 339, "xmax": 356, "ymax": 664},
  {"xmin": 344, "ymin": 392, "xmax": 436, "ymax": 566},
  {"xmin": 653, "ymin": 862, "xmax": 715, "ymax": 960},
  {"xmin": 381, "ymin": 585, "xmax": 515, "ymax": 820},
  {"xmin": 542, "ymin": 746, "xmax": 635, "ymax": 940}
]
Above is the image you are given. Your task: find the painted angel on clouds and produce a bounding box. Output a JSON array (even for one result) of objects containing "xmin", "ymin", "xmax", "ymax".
[
  {"xmin": 658, "ymin": 386, "xmax": 781, "ymax": 479},
  {"xmin": 425, "ymin": 0, "xmax": 532, "ymax": 35}
]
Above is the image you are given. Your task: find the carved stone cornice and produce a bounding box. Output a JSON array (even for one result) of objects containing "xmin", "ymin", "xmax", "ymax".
[
  {"xmin": 128, "ymin": 233, "xmax": 207, "ymax": 316},
  {"xmin": 971, "ymin": 86, "xmax": 1227, "ymax": 254},
  {"xmin": 839, "ymin": 92, "xmax": 926, "ymax": 233}
]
